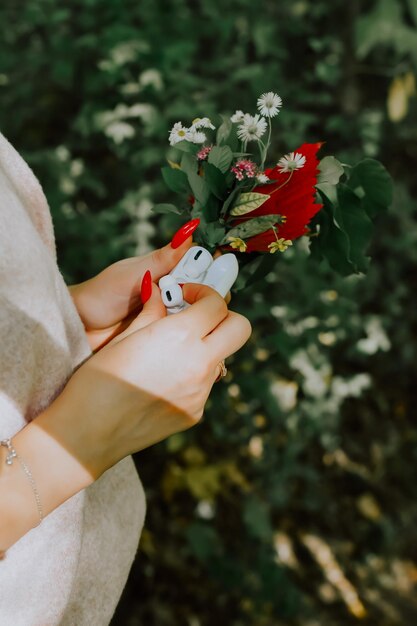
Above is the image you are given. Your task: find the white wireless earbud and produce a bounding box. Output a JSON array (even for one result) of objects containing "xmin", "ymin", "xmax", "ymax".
[
  {"xmin": 202, "ymin": 253, "xmax": 239, "ymax": 298},
  {"xmin": 170, "ymin": 246, "xmax": 213, "ymax": 282},
  {"xmin": 160, "ymin": 246, "xmax": 239, "ymax": 315},
  {"xmin": 158, "ymin": 275, "xmax": 189, "ymax": 314}
]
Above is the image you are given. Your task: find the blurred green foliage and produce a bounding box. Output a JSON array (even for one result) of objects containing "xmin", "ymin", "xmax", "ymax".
[{"xmin": 1, "ymin": 0, "xmax": 417, "ymax": 624}]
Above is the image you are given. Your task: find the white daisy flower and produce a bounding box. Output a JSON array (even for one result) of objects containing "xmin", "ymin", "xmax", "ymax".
[
  {"xmin": 189, "ymin": 129, "xmax": 207, "ymax": 144},
  {"xmin": 256, "ymin": 173, "xmax": 270, "ymax": 184},
  {"xmin": 230, "ymin": 110, "xmax": 245, "ymax": 123},
  {"xmin": 169, "ymin": 122, "xmax": 192, "ymax": 146},
  {"xmin": 277, "ymin": 152, "xmax": 306, "ymax": 173},
  {"xmin": 191, "ymin": 117, "xmax": 215, "ymax": 130},
  {"xmin": 257, "ymin": 92, "xmax": 282, "ymax": 118},
  {"xmin": 237, "ymin": 114, "xmax": 267, "ymax": 142}
]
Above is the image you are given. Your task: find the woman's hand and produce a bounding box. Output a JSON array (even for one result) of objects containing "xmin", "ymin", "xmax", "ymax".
[
  {"xmin": 68, "ymin": 220, "xmax": 201, "ymax": 352},
  {"xmin": 49, "ymin": 280, "xmax": 252, "ymax": 480}
]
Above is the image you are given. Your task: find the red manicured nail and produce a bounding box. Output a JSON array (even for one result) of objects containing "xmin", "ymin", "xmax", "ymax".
[
  {"xmin": 141, "ymin": 270, "xmax": 152, "ymax": 304},
  {"xmin": 170, "ymin": 218, "xmax": 200, "ymax": 249}
]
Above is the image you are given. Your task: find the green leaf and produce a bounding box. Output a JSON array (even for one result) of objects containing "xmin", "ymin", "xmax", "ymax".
[
  {"xmin": 180, "ymin": 152, "xmax": 198, "ymax": 176},
  {"xmin": 205, "ymin": 221, "xmax": 226, "ymax": 247},
  {"xmin": 230, "ymin": 192, "xmax": 271, "ymax": 216},
  {"xmin": 187, "ymin": 170, "xmax": 210, "ymax": 205},
  {"xmin": 355, "ymin": 0, "xmax": 411, "ymax": 59},
  {"xmin": 220, "ymin": 185, "xmax": 242, "ymax": 217},
  {"xmin": 335, "ymin": 185, "xmax": 373, "ymax": 273},
  {"xmin": 243, "ymin": 496, "xmax": 273, "ymax": 540},
  {"xmin": 172, "ymin": 140, "xmax": 199, "ymax": 154},
  {"xmin": 203, "ymin": 194, "xmax": 222, "ymax": 223},
  {"xmin": 347, "ymin": 158, "xmax": 393, "ymax": 215},
  {"xmin": 316, "ymin": 183, "xmax": 338, "ymax": 205},
  {"xmin": 161, "ymin": 166, "xmax": 189, "ymax": 194},
  {"xmin": 203, "ymin": 162, "xmax": 228, "ymax": 199},
  {"xmin": 208, "ymin": 145, "xmax": 233, "ymax": 173},
  {"xmin": 185, "ymin": 523, "xmax": 222, "ymax": 563},
  {"xmin": 221, "ymin": 215, "xmax": 278, "ymax": 243},
  {"xmin": 151, "ymin": 203, "xmax": 183, "ymax": 215},
  {"xmin": 216, "ymin": 115, "xmax": 233, "ymax": 145},
  {"xmin": 310, "ymin": 196, "xmax": 354, "ymax": 275},
  {"xmin": 317, "ymin": 156, "xmax": 345, "ymax": 185},
  {"xmin": 312, "ymin": 185, "xmax": 374, "ymax": 275}
]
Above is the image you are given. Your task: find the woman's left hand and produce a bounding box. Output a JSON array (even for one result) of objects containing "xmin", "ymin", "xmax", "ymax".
[{"xmin": 69, "ymin": 236, "xmax": 196, "ymax": 353}]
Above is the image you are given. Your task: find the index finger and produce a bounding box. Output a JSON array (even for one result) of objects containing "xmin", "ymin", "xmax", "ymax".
[{"xmin": 178, "ymin": 282, "xmax": 229, "ymax": 338}]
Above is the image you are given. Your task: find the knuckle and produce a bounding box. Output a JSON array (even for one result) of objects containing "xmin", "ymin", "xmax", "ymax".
[
  {"xmin": 232, "ymin": 312, "xmax": 252, "ymax": 340},
  {"xmin": 151, "ymin": 247, "xmax": 165, "ymax": 267},
  {"xmin": 180, "ymin": 397, "xmax": 206, "ymax": 429},
  {"xmin": 216, "ymin": 294, "xmax": 228, "ymax": 318}
]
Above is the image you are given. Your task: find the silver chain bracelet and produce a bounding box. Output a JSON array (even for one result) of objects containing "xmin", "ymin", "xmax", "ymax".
[{"xmin": 1, "ymin": 437, "xmax": 44, "ymax": 540}]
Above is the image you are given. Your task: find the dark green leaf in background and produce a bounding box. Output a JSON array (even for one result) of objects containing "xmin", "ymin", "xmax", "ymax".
[
  {"xmin": 203, "ymin": 161, "xmax": 228, "ymax": 199},
  {"xmin": 151, "ymin": 203, "xmax": 183, "ymax": 215},
  {"xmin": 347, "ymin": 158, "xmax": 393, "ymax": 216},
  {"xmin": 161, "ymin": 166, "xmax": 190, "ymax": 194}
]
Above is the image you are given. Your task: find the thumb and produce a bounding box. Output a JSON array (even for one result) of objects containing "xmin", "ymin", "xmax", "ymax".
[{"xmin": 129, "ymin": 282, "xmax": 166, "ymax": 332}]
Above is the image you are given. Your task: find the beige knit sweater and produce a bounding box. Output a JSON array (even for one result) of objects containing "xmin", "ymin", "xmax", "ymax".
[{"xmin": 0, "ymin": 132, "xmax": 146, "ymax": 625}]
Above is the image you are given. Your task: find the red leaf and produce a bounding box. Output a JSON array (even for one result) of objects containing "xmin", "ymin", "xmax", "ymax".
[{"xmin": 228, "ymin": 142, "xmax": 324, "ymax": 253}]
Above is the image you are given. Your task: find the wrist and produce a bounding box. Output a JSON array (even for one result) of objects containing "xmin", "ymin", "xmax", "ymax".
[{"xmin": 0, "ymin": 402, "xmax": 95, "ymax": 551}]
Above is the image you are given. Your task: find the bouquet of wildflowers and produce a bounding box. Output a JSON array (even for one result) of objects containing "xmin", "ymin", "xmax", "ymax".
[{"xmin": 153, "ymin": 92, "xmax": 393, "ymax": 288}]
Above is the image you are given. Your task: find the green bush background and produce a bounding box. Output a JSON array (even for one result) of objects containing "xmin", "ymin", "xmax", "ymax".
[{"xmin": 1, "ymin": 0, "xmax": 416, "ymax": 624}]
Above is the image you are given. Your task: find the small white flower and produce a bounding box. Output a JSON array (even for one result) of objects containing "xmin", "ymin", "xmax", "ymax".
[
  {"xmin": 277, "ymin": 151, "xmax": 306, "ymax": 173},
  {"xmin": 230, "ymin": 110, "xmax": 245, "ymax": 123},
  {"xmin": 196, "ymin": 500, "xmax": 215, "ymax": 520},
  {"xmin": 191, "ymin": 117, "xmax": 215, "ymax": 130},
  {"xmin": 189, "ymin": 129, "xmax": 207, "ymax": 144},
  {"xmin": 237, "ymin": 114, "xmax": 267, "ymax": 142},
  {"xmin": 169, "ymin": 122, "xmax": 192, "ymax": 146},
  {"xmin": 256, "ymin": 173, "xmax": 270, "ymax": 184},
  {"xmin": 257, "ymin": 92, "xmax": 282, "ymax": 118}
]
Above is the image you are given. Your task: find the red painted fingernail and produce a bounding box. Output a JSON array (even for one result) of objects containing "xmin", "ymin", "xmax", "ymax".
[
  {"xmin": 141, "ymin": 270, "xmax": 152, "ymax": 304},
  {"xmin": 170, "ymin": 218, "xmax": 200, "ymax": 249}
]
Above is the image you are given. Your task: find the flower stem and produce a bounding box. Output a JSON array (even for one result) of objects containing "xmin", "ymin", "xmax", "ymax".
[
  {"xmin": 260, "ymin": 118, "xmax": 272, "ymax": 171},
  {"xmin": 258, "ymin": 138, "xmax": 265, "ymax": 164},
  {"xmin": 269, "ymin": 170, "xmax": 294, "ymax": 195}
]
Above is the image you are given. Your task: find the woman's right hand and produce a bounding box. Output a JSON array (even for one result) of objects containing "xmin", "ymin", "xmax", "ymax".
[{"xmin": 48, "ymin": 281, "xmax": 252, "ymax": 480}]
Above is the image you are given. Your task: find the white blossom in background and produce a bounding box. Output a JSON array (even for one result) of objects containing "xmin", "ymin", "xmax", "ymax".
[
  {"xmin": 277, "ymin": 151, "xmax": 306, "ymax": 173},
  {"xmin": 237, "ymin": 113, "xmax": 267, "ymax": 142},
  {"xmin": 230, "ymin": 110, "xmax": 245, "ymax": 123},
  {"xmin": 257, "ymin": 91, "xmax": 283, "ymax": 118},
  {"xmin": 138, "ymin": 68, "xmax": 163, "ymax": 91},
  {"xmin": 269, "ymin": 378, "xmax": 298, "ymax": 412},
  {"xmin": 196, "ymin": 500, "xmax": 215, "ymax": 520},
  {"xmin": 168, "ymin": 122, "xmax": 192, "ymax": 145},
  {"xmin": 131, "ymin": 198, "xmax": 156, "ymax": 256},
  {"xmin": 357, "ymin": 316, "xmax": 391, "ymax": 354},
  {"xmin": 191, "ymin": 117, "xmax": 215, "ymax": 130}
]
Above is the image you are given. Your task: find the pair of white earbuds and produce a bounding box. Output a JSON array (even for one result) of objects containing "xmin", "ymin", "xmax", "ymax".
[{"xmin": 158, "ymin": 247, "xmax": 239, "ymax": 314}]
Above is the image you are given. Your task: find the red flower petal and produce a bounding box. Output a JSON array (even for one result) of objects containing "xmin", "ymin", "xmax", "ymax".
[{"xmin": 228, "ymin": 142, "xmax": 324, "ymax": 253}]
